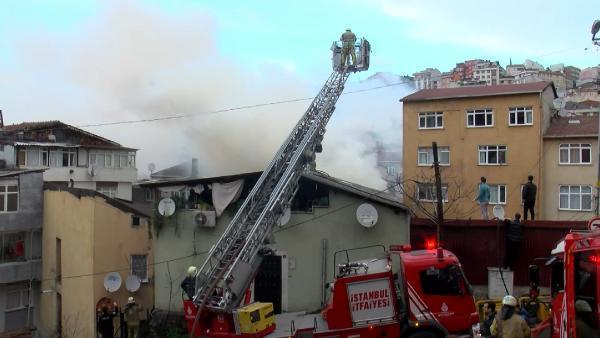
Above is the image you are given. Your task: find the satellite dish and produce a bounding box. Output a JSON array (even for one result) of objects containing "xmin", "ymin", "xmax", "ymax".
[
  {"xmin": 126, "ymin": 275, "xmax": 142, "ymax": 292},
  {"xmin": 492, "ymin": 205, "xmax": 505, "ymax": 220},
  {"xmin": 277, "ymin": 207, "xmax": 291, "ymax": 226},
  {"xmin": 592, "ymin": 20, "xmax": 600, "ymax": 35},
  {"xmin": 356, "ymin": 203, "xmax": 378, "ymax": 228},
  {"xmin": 158, "ymin": 198, "xmax": 176, "ymax": 217},
  {"xmin": 103, "ymin": 272, "xmax": 122, "ymax": 293}
]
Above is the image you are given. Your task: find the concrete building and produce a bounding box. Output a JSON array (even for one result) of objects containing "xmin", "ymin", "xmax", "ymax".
[
  {"xmin": 39, "ymin": 187, "xmax": 152, "ymax": 338},
  {"xmin": 472, "ymin": 61, "xmax": 504, "ymax": 86},
  {"xmin": 137, "ymin": 170, "xmax": 409, "ymax": 314},
  {"xmin": 563, "ymin": 100, "xmax": 600, "ymax": 116},
  {"xmin": 376, "ymin": 143, "xmax": 402, "ymax": 195},
  {"xmin": 402, "ymin": 82, "xmax": 557, "ymax": 220},
  {"xmin": 579, "ymin": 66, "xmax": 600, "ymax": 82},
  {"xmin": 1, "ymin": 121, "xmax": 137, "ymax": 201},
  {"xmin": 542, "ymin": 116, "xmax": 598, "ymax": 220},
  {"xmin": 506, "ymin": 64, "xmax": 526, "ymax": 76},
  {"xmin": 514, "ymin": 70, "xmax": 568, "ymax": 95},
  {"xmin": 413, "ymin": 68, "xmax": 441, "ymax": 90},
  {"xmin": 0, "ymin": 169, "xmax": 43, "ymax": 337}
]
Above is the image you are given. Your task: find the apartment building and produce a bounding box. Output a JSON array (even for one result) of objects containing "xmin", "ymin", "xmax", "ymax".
[
  {"xmin": 472, "ymin": 61, "xmax": 504, "ymax": 86},
  {"xmin": 0, "ymin": 169, "xmax": 43, "ymax": 337},
  {"xmin": 1, "ymin": 121, "xmax": 137, "ymax": 201},
  {"xmin": 542, "ymin": 116, "xmax": 597, "ymax": 220},
  {"xmin": 402, "ymin": 82, "xmax": 557, "ymax": 220},
  {"xmin": 413, "ymin": 68, "xmax": 442, "ymax": 90}
]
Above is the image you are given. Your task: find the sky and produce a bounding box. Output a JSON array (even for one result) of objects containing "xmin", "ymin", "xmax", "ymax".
[{"xmin": 0, "ymin": 0, "xmax": 599, "ymax": 184}]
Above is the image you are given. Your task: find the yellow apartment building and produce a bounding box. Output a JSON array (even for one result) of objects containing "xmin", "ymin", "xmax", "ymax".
[
  {"xmin": 39, "ymin": 187, "xmax": 152, "ymax": 337},
  {"xmin": 402, "ymin": 82, "xmax": 557, "ymax": 220},
  {"xmin": 542, "ymin": 115, "xmax": 598, "ymax": 220}
]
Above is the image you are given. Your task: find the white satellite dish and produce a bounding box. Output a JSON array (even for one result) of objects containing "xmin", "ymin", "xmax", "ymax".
[
  {"xmin": 158, "ymin": 198, "xmax": 176, "ymax": 217},
  {"xmin": 103, "ymin": 272, "xmax": 122, "ymax": 293},
  {"xmin": 356, "ymin": 203, "xmax": 378, "ymax": 228},
  {"xmin": 277, "ymin": 207, "xmax": 291, "ymax": 226},
  {"xmin": 125, "ymin": 275, "xmax": 142, "ymax": 292},
  {"xmin": 492, "ymin": 205, "xmax": 505, "ymax": 220}
]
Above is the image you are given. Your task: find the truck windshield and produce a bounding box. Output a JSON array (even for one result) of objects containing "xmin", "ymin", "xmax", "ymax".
[
  {"xmin": 419, "ymin": 264, "xmax": 472, "ymax": 296},
  {"xmin": 574, "ymin": 250, "xmax": 599, "ymax": 331}
]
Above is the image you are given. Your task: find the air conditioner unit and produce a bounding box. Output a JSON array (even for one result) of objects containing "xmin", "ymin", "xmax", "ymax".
[{"xmin": 193, "ymin": 210, "xmax": 216, "ymax": 228}]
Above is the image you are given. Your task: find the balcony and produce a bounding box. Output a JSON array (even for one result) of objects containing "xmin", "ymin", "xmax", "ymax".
[{"xmin": 0, "ymin": 260, "xmax": 41, "ymax": 283}]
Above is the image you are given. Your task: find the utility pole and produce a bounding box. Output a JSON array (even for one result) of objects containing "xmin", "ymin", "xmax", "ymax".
[{"xmin": 432, "ymin": 142, "xmax": 444, "ymax": 243}]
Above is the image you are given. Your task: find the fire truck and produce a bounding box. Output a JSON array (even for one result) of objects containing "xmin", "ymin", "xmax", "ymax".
[
  {"xmin": 183, "ymin": 37, "xmax": 478, "ymax": 338},
  {"xmin": 529, "ymin": 227, "xmax": 600, "ymax": 338}
]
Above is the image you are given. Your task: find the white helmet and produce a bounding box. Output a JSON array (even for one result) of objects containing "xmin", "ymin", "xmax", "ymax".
[
  {"xmin": 187, "ymin": 266, "xmax": 198, "ymax": 277},
  {"xmin": 575, "ymin": 300, "xmax": 592, "ymax": 313},
  {"xmin": 502, "ymin": 295, "xmax": 517, "ymax": 307},
  {"xmin": 128, "ymin": 296, "xmax": 135, "ymax": 304}
]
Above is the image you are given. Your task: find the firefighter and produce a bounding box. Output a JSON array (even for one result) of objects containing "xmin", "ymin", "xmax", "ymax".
[
  {"xmin": 340, "ymin": 28, "xmax": 357, "ymax": 68},
  {"xmin": 490, "ymin": 295, "xmax": 530, "ymax": 338},
  {"xmin": 181, "ymin": 266, "xmax": 197, "ymax": 300},
  {"xmin": 124, "ymin": 297, "xmax": 143, "ymax": 338}
]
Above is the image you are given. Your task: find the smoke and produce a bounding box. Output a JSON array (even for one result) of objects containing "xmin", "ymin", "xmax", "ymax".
[{"xmin": 6, "ymin": 2, "xmax": 415, "ymax": 190}]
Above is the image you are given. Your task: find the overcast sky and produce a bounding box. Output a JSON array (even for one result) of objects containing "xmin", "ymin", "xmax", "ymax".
[{"xmin": 1, "ymin": 0, "xmax": 598, "ymax": 181}]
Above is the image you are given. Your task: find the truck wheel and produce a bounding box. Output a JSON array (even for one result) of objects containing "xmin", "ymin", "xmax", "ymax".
[{"xmin": 408, "ymin": 332, "xmax": 441, "ymax": 338}]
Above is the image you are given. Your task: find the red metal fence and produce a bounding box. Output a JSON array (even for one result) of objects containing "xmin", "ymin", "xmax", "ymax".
[{"xmin": 410, "ymin": 218, "xmax": 588, "ymax": 286}]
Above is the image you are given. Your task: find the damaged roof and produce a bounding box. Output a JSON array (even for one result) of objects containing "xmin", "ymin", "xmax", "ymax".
[
  {"xmin": 0, "ymin": 168, "xmax": 46, "ymax": 178},
  {"xmin": 544, "ymin": 116, "xmax": 598, "ymax": 138},
  {"xmin": 402, "ymin": 81, "xmax": 557, "ymax": 102}
]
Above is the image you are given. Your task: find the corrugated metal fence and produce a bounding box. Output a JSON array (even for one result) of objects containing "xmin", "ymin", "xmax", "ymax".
[{"xmin": 410, "ymin": 218, "xmax": 588, "ymax": 286}]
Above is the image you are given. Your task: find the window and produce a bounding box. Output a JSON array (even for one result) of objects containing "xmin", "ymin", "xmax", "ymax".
[
  {"xmin": 559, "ymin": 144, "xmax": 591, "ymax": 165},
  {"xmin": 62, "ymin": 150, "xmax": 76, "ymax": 167},
  {"xmin": 0, "ymin": 232, "xmax": 26, "ymax": 263},
  {"xmin": 47, "ymin": 149, "xmax": 76, "ymax": 167},
  {"xmin": 96, "ymin": 183, "xmax": 118, "ymax": 199},
  {"xmin": 418, "ymin": 112, "xmax": 443, "ymax": 129},
  {"xmin": 292, "ymin": 180, "xmax": 329, "ymax": 212},
  {"xmin": 90, "ymin": 150, "xmax": 136, "ymax": 168},
  {"xmin": 145, "ymin": 188, "xmax": 155, "ymax": 202},
  {"xmin": 416, "ymin": 183, "xmax": 449, "ymax": 202},
  {"xmin": 467, "ymin": 109, "xmax": 493, "ymax": 127},
  {"xmin": 559, "ymin": 185, "xmax": 593, "ymax": 211},
  {"xmin": 132, "ymin": 215, "xmax": 140, "ymax": 227},
  {"xmin": 478, "ymin": 145, "xmax": 507, "ymax": 165},
  {"xmin": 574, "ymin": 250, "xmax": 599, "ymax": 330},
  {"xmin": 420, "ymin": 265, "xmax": 471, "ymax": 296},
  {"xmin": 417, "ymin": 147, "xmax": 450, "ymax": 166},
  {"xmin": 6, "ymin": 288, "xmax": 30, "ymax": 310},
  {"xmin": 509, "ymin": 107, "xmax": 533, "ymax": 126},
  {"xmin": 0, "ymin": 180, "xmax": 19, "ymax": 213},
  {"xmin": 489, "ymin": 185, "xmax": 507, "ymax": 205},
  {"xmin": 131, "ymin": 254, "xmax": 148, "ymax": 282},
  {"xmin": 386, "ymin": 166, "xmax": 397, "ymax": 177},
  {"xmin": 17, "ymin": 148, "xmax": 48, "ymax": 167}
]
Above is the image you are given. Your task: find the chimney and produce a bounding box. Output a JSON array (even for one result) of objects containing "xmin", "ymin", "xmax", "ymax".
[{"xmin": 191, "ymin": 158, "xmax": 199, "ymax": 178}]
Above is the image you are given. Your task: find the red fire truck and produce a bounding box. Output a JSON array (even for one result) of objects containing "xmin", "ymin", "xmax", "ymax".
[
  {"xmin": 184, "ymin": 243, "xmax": 479, "ymax": 337},
  {"xmin": 530, "ymin": 228, "xmax": 600, "ymax": 337}
]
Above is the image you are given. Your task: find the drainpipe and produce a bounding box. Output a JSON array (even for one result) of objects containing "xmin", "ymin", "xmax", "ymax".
[
  {"xmin": 26, "ymin": 229, "xmax": 33, "ymax": 331},
  {"xmin": 321, "ymin": 238, "xmax": 328, "ymax": 307}
]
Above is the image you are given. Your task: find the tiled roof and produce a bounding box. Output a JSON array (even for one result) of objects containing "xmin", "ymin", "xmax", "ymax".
[
  {"xmin": 544, "ymin": 116, "xmax": 598, "ymax": 138},
  {"xmin": 4, "ymin": 120, "xmax": 123, "ymax": 147},
  {"xmin": 402, "ymin": 81, "xmax": 556, "ymax": 102},
  {"xmin": 564, "ymin": 100, "xmax": 600, "ymax": 110}
]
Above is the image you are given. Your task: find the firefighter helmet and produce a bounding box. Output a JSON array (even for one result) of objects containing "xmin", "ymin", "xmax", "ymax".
[
  {"xmin": 128, "ymin": 296, "xmax": 135, "ymax": 304},
  {"xmin": 502, "ymin": 295, "xmax": 517, "ymax": 307},
  {"xmin": 187, "ymin": 266, "xmax": 197, "ymax": 277}
]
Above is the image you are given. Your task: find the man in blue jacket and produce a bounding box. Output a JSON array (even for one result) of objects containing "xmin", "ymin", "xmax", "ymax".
[{"xmin": 476, "ymin": 177, "xmax": 490, "ymax": 219}]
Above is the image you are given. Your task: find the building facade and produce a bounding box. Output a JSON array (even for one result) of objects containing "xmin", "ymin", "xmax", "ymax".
[
  {"xmin": 413, "ymin": 68, "xmax": 441, "ymax": 90},
  {"xmin": 0, "ymin": 170, "xmax": 43, "ymax": 337},
  {"xmin": 1, "ymin": 121, "xmax": 137, "ymax": 201},
  {"xmin": 542, "ymin": 116, "xmax": 598, "ymax": 220},
  {"xmin": 402, "ymin": 82, "xmax": 557, "ymax": 220},
  {"xmin": 39, "ymin": 188, "xmax": 152, "ymax": 337},
  {"xmin": 137, "ymin": 171, "xmax": 410, "ymax": 314}
]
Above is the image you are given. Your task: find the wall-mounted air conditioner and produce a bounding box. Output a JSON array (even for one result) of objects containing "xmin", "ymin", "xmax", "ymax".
[{"xmin": 193, "ymin": 210, "xmax": 216, "ymax": 228}]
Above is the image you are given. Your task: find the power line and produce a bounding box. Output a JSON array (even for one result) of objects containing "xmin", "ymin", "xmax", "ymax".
[{"xmin": 76, "ymin": 78, "xmax": 415, "ymax": 128}]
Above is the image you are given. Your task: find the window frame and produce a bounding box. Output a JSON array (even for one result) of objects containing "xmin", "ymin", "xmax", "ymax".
[
  {"xmin": 0, "ymin": 180, "xmax": 19, "ymax": 213},
  {"xmin": 466, "ymin": 108, "xmax": 494, "ymax": 128},
  {"xmin": 96, "ymin": 183, "xmax": 118, "ymax": 199},
  {"xmin": 478, "ymin": 145, "xmax": 507, "ymax": 165},
  {"xmin": 559, "ymin": 144, "xmax": 592, "ymax": 165},
  {"xmin": 417, "ymin": 147, "xmax": 450, "ymax": 166},
  {"xmin": 508, "ymin": 107, "xmax": 533, "ymax": 126},
  {"xmin": 131, "ymin": 254, "xmax": 148, "ymax": 282},
  {"xmin": 416, "ymin": 183, "xmax": 449, "ymax": 202},
  {"xmin": 558, "ymin": 185, "xmax": 593, "ymax": 211},
  {"xmin": 5, "ymin": 288, "xmax": 30, "ymax": 311},
  {"xmin": 418, "ymin": 112, "xmax": 444, "ymax": 130},
  {"xmin": 488, "ymin": 184, "xmax": 507, "ymax": 205}
]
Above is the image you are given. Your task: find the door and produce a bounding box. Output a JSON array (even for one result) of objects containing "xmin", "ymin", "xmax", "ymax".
[{"xmin": 254, "ymin": 255, "xmax": 282, "ymax": 314}]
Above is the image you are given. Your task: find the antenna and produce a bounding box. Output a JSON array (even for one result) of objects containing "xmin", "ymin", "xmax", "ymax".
[
  {"xmin": 356, "ymin": 203, "xmax": 378, "ymax": 228},
  {"xmin": 103, "ymin": 272, "xmax": 122, "ymax": 293},
  {"xmin": 158, "ymin": 197, "xmax": 176, "ymax": 217}
]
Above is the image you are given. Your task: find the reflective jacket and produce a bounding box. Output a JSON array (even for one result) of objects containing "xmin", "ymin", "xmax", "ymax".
[{"xmin": 490, "ymin": 313, "xmax": 530, "ymax": 338}]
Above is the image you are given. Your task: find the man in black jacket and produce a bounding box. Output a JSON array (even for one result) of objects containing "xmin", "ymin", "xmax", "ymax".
[
  {"xmin": 504, "ymin": 213, "xmax": 523, "ymax": 270},
  {"xmin": 522, "ymin": 176, "xmax": 537, "ymax": 220},
  {"xmin": 480, "ymin": 301, "xmax": 497, "ymax": 337}
]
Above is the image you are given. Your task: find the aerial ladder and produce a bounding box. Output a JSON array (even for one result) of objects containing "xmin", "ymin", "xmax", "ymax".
[{"xmin": 188, "ymin": 37, "xmax": 371, "ymax": 337}]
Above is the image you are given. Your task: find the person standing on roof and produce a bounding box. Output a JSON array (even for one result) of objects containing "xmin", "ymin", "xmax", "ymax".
[
  {"xmin": 475, "ymin": 177, "xmax": 490, "ymax": 220},
  {"xmin": 340, "ymin": 28, "xmax": 357, "ymax": 68},
  {"xmin": 522, "ymin": 175, "xmax": 537, "ymax": 220}
]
